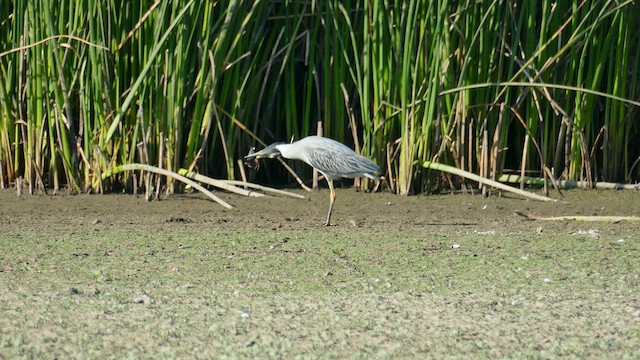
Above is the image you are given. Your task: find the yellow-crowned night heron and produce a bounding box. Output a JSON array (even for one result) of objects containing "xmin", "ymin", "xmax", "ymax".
[{"xmin": 244, "ymin": 136, "xmax": 380, "ymax": 226}]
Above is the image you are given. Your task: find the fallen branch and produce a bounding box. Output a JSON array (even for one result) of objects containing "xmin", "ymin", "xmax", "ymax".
[
  {"xmin": 178, "ymin": 169, "xmax": 306, "ymax": 199},
  {"xmin": 218, "ymin": 179, "xmax": 307, "ymax": 199},
  {"xmin": 498, "ymin": 174, "xmax": 640, "ymax": 190},
  {"xmin": 101, "ymin": 164, "xmax": 233, "ymax": 209},
  {"xmin": 177, "ymin": 169, "xmax": 265, "ymax": 198},
  {"xmin": 515, "ymin": 211, "xmax": 640, "ymax": 222},
  {"xmin": 422, "ymin": 161, "xmax": 557, "ymax": 202}
]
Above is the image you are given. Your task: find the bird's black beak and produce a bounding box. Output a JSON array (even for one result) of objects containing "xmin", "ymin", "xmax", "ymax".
[
  {"xmin": 243, "ymin": 142, "xmax": 283, "ymax": 169},
  {"xmin": 243, "ymin": 142, "xmax": 283, "ymax": 161}
]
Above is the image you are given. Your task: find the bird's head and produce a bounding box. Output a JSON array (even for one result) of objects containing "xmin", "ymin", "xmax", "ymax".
[
  {"xmin": 243, "ymin": 142, "xmax": 286, "ymax": 169},
  {"xmin": 244, "ymin": 142, "xmax": 284, "ymax": 161}
]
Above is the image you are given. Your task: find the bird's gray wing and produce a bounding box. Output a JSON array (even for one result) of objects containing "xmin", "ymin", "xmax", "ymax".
[{"xmin": 306, "ymin": 146, "xmax": 380, "ymax": 179}]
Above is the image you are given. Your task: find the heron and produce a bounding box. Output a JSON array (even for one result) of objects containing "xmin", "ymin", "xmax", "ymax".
[{"xmin": 244, "ymin": 136, "xmax": 380, "ymax": 226}]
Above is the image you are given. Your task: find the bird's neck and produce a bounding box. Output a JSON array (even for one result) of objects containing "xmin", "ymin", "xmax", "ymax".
[{"xmin": 276, "ymin": 142, "xmax": 305, "ymax": 162}]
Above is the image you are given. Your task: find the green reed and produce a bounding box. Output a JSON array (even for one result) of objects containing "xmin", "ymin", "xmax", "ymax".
[{"xmin": 1, "ymin": 1, "xmax": 638, "ymax": 195}]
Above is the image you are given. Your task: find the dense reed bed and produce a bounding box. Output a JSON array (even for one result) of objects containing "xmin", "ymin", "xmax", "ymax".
[{"xmin": 1, "ymin": 1, "xmax": 639, "ymax": 195}]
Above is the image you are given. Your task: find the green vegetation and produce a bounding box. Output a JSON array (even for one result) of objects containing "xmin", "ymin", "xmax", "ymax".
[
  {"xmin": 1, "ymin": 201, "xmax": 638, "ymax": 357},
  {"xmin": 1, "ymin": 1, "xmax": 639, "ymax": 195}
]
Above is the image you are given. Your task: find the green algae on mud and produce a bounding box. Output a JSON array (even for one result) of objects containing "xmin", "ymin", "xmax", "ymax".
[{"xmin": 0, "ymin": 189, "xmax": 639, "ymax": 358}]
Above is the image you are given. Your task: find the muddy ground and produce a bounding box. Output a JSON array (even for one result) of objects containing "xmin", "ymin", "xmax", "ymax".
[
  {"xmin": 0, "ymin": 186, "xmax": 639, "ymax": 358},
  {"xmin": 3, "ymin": 185, "xmax": 639, "ymax": 233}
]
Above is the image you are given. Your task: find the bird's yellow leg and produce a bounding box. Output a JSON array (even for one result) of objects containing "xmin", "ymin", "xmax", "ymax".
[{"xmin": 324, "ymin": 180, "xmax": 336, "ymax": 226}]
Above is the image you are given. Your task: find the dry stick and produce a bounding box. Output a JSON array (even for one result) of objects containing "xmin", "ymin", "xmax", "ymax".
[
  {"xmin": 93, "ymin": 145, "xmax": 108, "ymax": 194},
  {"xmin": 237, "ymin": 159, "xmax": 248, "ymax": 189},
  {"xmin": 177, "ymin": 169, "xmax": 264, "ymax": 197},
  {"xmin": 179, "ymin": 169, "xmax": 305, "ymax": 199},
  {"xmin": 28, "ymin": 154, "xmax": 33, "ymax": 195},
  {"xmin": 498, "ymin": 175, "xmax": 640, "ymax": 190},
  {"xmin": 76, "ymin": 142, "xmax": 91, "ymax": 178},
  {"xmin": 214, "ymin": 108, "xmax": 310, "ymax": 192},
  {"xmin": 103, "ymin": 164, "xmax": 234, "ymax": 209},
  {"xmin": 142, "ymin": 107, "xmax": 152, "ymax": 189},
  {"xmin": 491, "ymin": 104, "xmax": 562, "ymax": 194},
  {"xmin": 481, "ymin": 119, "xmax": 488, "ymax": 196},
  {"xmin": 342, "ymin": 83, "xmax": 365, "ymax": 190},
  {"xmin": 215, "ymin": 119, "xmax": 231, "ymax": 178},
  {"xmin": 629, "ymin": 155, "xmax": 640, "ymax": 179},
  {"xmin": 0, "ymin": 158, "xmax": 4, "ymax": 188},
  {"xmin": 155, "ymin": 133, "xmax": 164, "ymax": 200},
  {"xmin": 386, "ymin": 142, "xmax": 394, "ymax": 192},
  {"xmin": 213, "ymin": 106, "xmax": 310, "ymax": 192},
  {"xmin": 520, "ymin": 134, "xmax": 529, "ymax": 191},
  {"xmin": 0, "ymin": 34, "xmax": 109, "ymax": 58},
  {"xmin": 490, "ymin": 104, "xmax": 504, "ymax": 182},
  {"xmin": 219, "ymin": 179, "xmax": 306, "ymax": 199},
  {"xmin": 136, "ymin": 142, "xmax": 151, "ymax": 201},
  {"xmin": 29, "ymin": 159, "xmax": 47, "ymax": 195},
  {"xmin": 277, "ymin": 157, "xmax": 312, "ymax": 192},
  {"xmin": 117, "ymin": 0, "xmax": 162, "ymax": 50},
  {"xmin": 515, "ymin": 212, "xmax": 640, "ymax": 222},
  {"xmin": 422, "ymin": 161, "xmax": 557, "ymax": 202},
  {"xmin": 211, "ymin": 105, "xmax": 311, "ymax": 191},
  {"xmin": 132, "ymin": 173, "xmax": 138, "ymax": 196}
]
